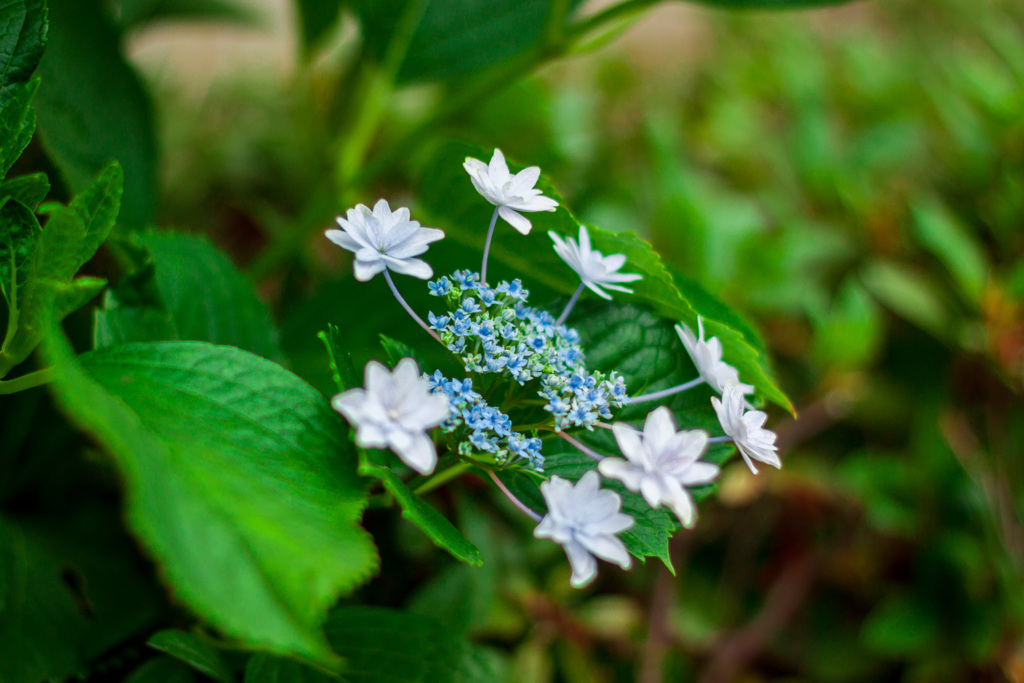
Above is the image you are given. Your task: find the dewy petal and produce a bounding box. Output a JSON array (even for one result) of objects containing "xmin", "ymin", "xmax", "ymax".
[{"xmin": 498, "ymin": 205, "xmax": 532, "ymax": 234}]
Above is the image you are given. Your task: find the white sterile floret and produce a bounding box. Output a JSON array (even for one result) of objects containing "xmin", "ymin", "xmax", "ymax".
[
  {"xmin": 549, "ymin": 226, "xmax": 642, "ymax": 300},
  {"xmin": 675, "ymin": 316, "xmax": 754, "ymax": 396},
  {"xmin": 332, "ymin": 358, "xmax": 449, "ymax": 475},
  {"xmin": 600, "ymin": 407, "xmax": 719, "ymax": 528},
  {"xmin": 534, "ymin": 471, "xmax": 634, "ymax": 588},
  {"xmin": 325, "ymin": 199, "xmax": 444, "ymax": 282},
  {"xmin": 463, "ymin": 148, "xmax": 558, "ymax": 234},
  {"xmin": 711, "ymin": 382, "xmax": 781, "ymax": 475}
]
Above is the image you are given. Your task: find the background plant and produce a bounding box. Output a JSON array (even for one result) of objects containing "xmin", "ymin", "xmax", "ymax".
[{"xmin": 1, "ymin": 0, "xmax": 1022, "ymax": 681}]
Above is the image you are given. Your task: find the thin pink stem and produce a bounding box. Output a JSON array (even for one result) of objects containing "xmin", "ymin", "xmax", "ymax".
[{"xmin": 488, "ymin": 471, "xmax": 542, "ymax": 522}]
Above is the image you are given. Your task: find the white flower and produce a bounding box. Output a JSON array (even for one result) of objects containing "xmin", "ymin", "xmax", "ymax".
[
  {"xmin": 550, "ymin": 226, "xmax": 642, "ymax": 300},
  {"xmin": 463, "ymin": 148, "xmax": 558, "ymax": 234},
  {"xmin": 331, "ymin": 358, "xmax": 449, "ymax": 475},
  {"xmin": 534, "ymin": 471, "xmax": 633, "ymax": 588},
  {"xmin": 325, "ymin": 199, "xmax": 444, "ymax": 282},
  {"xmin": 711, "ymin": 382, "xmax": 781, "ymax": 475},
  {"xmin": 599, "ymin": 407, "xmax": 719, "ymax": 528},
  {"xmin": 675, "ymin": 316, "xmax": 754, "ymax": 396}
]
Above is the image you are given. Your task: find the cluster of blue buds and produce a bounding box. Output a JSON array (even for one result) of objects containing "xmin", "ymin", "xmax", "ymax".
[
  {"xmin": 426, "ymin": 370, "xmax": 544, "ymax": 470},
  {"xmin": 427, "ymin": 270, "xmax": 629, "ymax": 436}
]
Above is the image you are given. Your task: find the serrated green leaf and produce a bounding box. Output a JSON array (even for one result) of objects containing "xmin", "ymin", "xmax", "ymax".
[
  {"xmin": 356, "ymin": 0, "xmax": 586, "ymax": 84},
  {"xmin": 147, "ymin": 630, "xmax": 233, "ymax": 683},
  {"xmin": 417, "ymin": 141, "xmax": 792, "ymax": 413},
  {"xmin": 0, "ymin": 77, "xmax": 38, "ymax": 178},
  {"xmin": 0, "ymin": 0, "xmax": 47, "ymax": 112},
  {"xmin": 361, "ymin": 459, "xmax": 482, "ymax": 566},
  {"xmin": 35, "ymin": 0, "xmax": 156, "ymax": 228},
  {"xmin": 0, "ymin": 171, "xmax": 49, "ymax": 209},
  {"xmin": 94, "ymin": 231, "xmax": 284, "ymax": 361},
  {"xmin": 0, "ymin": 196, "xmax": 39, "ymax": 308},
  {"xmin": 0, "ymin": 506, "xmax": 163, "ymax": 683},
  {"xmin": 42, "ymin": 337, "xmax": 379, "ymax": 668}
]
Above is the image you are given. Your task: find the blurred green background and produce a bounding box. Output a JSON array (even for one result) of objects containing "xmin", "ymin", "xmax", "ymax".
[{"xmin": 10, "ymin": 0, "xmax": 1024, "ymax": 679}]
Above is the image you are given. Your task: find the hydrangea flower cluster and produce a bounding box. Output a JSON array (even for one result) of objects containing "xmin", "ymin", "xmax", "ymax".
[
  {"xmin": 426, "ymin": 370, "xmax": 544, "ymax": 470},
  {"xmin": 325, "ymin": 147, "xmax": 784, "ymax": 589},
  {"xmin": 427, "ymin": 269, "xmax": 628, "ymax": 432}
]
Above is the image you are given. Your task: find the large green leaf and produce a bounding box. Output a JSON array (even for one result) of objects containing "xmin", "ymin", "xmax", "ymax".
[
  {"xmin": 0, "ymin": 162, "xmax": 121, "ymax": 377},
  {"xmin": 0, "ymin": 171, "xmax": 49, "ymax": 209},
  {"xmin": 0, "ymin": 0, "xmax": 47, "ymax": 111},
  {"xmin": 417, "ymin": 141, "xmax": 792, "ymax": 412},
  {"xmin": 35, "ymin": 0, "xmax": 156, "ymax": 228},
  {"xmin": 95, "ymin": 231, "xmax": 284, "ymax": 361},
  {"xmin": 42, "ymin": 337, "xmax": 379, "ymax": 668},
  {"xmin": 114, "ymin": 0, "xmax": 260, "ymax": 29},
  {"xmin": 0, "ymin": 506, "xmax": 163, "ymax": 683},
  {"xmin": 356, "ymin": 0, "xmax": 587, "ymax": 84}
]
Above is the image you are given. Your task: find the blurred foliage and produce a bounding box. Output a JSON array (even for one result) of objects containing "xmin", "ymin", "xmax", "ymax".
[{"xmin": 2, "ymin": 0, "xmax": 1024, "ymax": 680}]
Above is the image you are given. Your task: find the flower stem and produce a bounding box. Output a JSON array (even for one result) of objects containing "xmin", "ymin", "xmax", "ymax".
[
  {"xmin": 556, "ymin": 282, "xmax": 586, "ymax": 326},
  {"xmin": 488, "ymin": 471, "xmax": 542, "ymax": 522},
  {"xmin": 708, "ymin": 435, "xmax": 734, "ymax": 444},
  {"xmin": 413, "ymin": 462, "xmax": 472, "ymax": 495},
  {"xmin": 383, "ymin": 269, "xmax": 442, "ymax": 343},
  {"xmin": 558, "ymin": 431, "xmax": 604, "ymax": 462},
  {"xmin": 479, "ymin": 207, "xmax": 500, "ymax": 286},
  {"xmin": 629, "ymin": 377, "xmax": 704, "ymax": 403},
  {"xmin": 0, "ymin": 367, "xmax": 54, "ymax": 395}
]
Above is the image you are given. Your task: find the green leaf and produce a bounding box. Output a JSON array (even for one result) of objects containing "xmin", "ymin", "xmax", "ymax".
[
  {"xmin": 0, "ymin": 78, "xmax": 38, "ymax": 178},
  {"xmin": 687, "ymin": 0, "xmax": 854, "ymax": 7},
  {"xmin": 0, "ymin": 196, "xmax": 39, "ymax": 308},
  {"xmin": 860, "ymin": 592, "xmax": 942, "ymax": 658},
  {"xmin": 296, "ymin": 0, "xmax": 344, "ymax": 54},
  {"xmin": 246, "ymin": 606, "xmax": 504, "ymax": 683},
  {"xmin": 35, "ymin": 0, "xmax": 156, "ymax": 228},
  {"xmin": 417, "ymin": 141, "xmax": 792, "ymax": 412},
  {"xmin": 911, "ymin": 195, "xmax": 990, "ymax": 306},
  {"xmin": 860, "ymin": 259, "xmax": 955, "ymax": 341},
  {"xmin": 317, "ymin": 323, "xmax": 358, "ymax": 393},
  {"xmin": 0, "ymin": 162, "xmax": 122, "ymax": 376},
  {"xmin": 41, "ymin": 337, "xmax": 379, "ymax": 668},
  {"xmin": 244, "ymin": 653, "xmax": 333, "ymax": 683},
  {"xmin": 0, "ymin": 171, "xmax": 50, "ymax": 209},
  {"xmin": 324, "ymin": 606, "xmax": 503, "ymax": 682},
  {"xmin": 125, "ymin": 657, "xmax": 199, "ymax": 683},
  {"xmin": 115, "ymin": 0, "xmax": 261, "ymax": 29},
  {"xmin": 147, "ymin": 630, "xmax": 234, "ymax": 683},
  {"xmin": 0, "ymin": 506, "xmax": 164, "ymax": 683},
  {"xmin": 0, "ymin": 0, "xmax": 47, "ymax": 111},
  {"xmin": 356, "ymin": 0, "xmax": 586, "ymax": 84},
  {"xmin": 361, "ymin": 458, "xmax": 482, "ymax": 566},
  {"xmin": 94, "ymin": 231, "xmax": 284, "ymax": 361}
]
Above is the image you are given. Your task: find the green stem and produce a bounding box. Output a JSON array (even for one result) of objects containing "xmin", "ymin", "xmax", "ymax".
[
  {"xmin": 0, "ymin": 367, "xmax": 54, "ymax": 394},
  {"xmin": 413, "ymin": 461, "xmax": 472, "ymax": 495}
]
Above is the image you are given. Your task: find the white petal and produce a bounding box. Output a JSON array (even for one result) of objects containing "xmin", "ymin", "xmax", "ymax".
[
  {"xmin": 611, "ymin": 423, "xmax": 645, "ymax": 463},
  {"xmin": 325, "ymin": 228, "xmax": 360, "ymax": 252},
  {"xmin": 383, "ymin": 255, "xmax": 433, "ymax": 280},
  {"xmin": 598, "ymin": 458, "xmax": 645, "ymax": 492},
  {"xmin": 353, "ymin": 257, "xmax": 386, "ymax": 281},
  {"xmin": 498, "ymin": 206, "xmax": 532, "ymax": 234},
  {"xmin": 680, "ymin": 462, "xmax": 720, "ymax": 486},
  {"xmin": 583, "ymin": 280, "xmax": 613, "ymax": 300},
  {"xmin": 489, "ymin": 149, "xmax": 510, "ymax": 180},
  {"xmin": 564, "ymin": 541, "xmax": 598, "ymax": 588},
  {"xmin": 579, "ymin": 533, "xmax": 631, "ymax": 570},
  {"xmin": 389, "ymin": 429, "xmax": 437, "ymax": 475},
  {"xmin": 508, "ymin": 165, "xmax": 540, "ymax": 195},
  {"xmin": 644, "ymin": 407, "xmax": 678, "ymax": 453}
]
